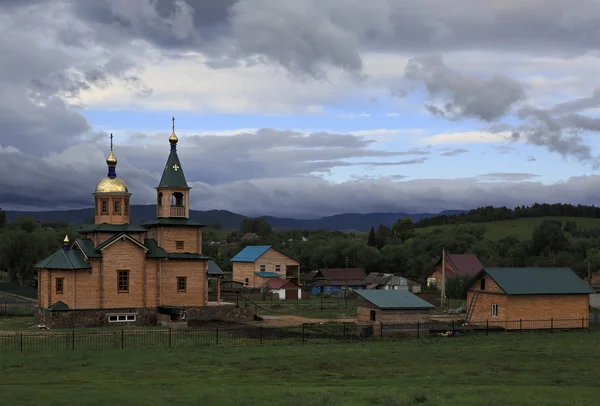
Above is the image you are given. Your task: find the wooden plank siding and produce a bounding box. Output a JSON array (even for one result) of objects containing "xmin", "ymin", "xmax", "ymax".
[{"xmin": 232, "ymin": 248, "xmax": 300, "ymax": 288}]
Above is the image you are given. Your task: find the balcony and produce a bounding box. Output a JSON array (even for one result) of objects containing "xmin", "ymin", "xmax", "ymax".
[{"xmin": 170, "ymin": 206, "xmax": 186, "ymax": 217}]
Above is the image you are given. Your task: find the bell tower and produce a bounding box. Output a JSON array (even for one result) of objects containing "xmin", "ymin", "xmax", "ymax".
[
  {"xmin": 156, "ymin": 118, "xmax": 191, "ymax": 219},
  {"xmin": 93, "ymin": 134, "xmax": 132, "ymax": 225}
]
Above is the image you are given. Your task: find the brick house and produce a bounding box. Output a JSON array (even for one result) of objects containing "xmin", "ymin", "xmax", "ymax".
[
  {"xmin": 465, "ymin": 267, "xmax": 594, "ymax": 329},
  {"xmin": 230, "ymin": 245, "xmax": 300, "ymax": 289},
  {"xmin": 35, "ymin": 123, "xmax": 213, "ymax": 328},
  {"xmin": 355, "ymin": 289, "xmax": 433, "ymax": 324},
  {"xmin": 426, "ymin": 253, "xmax": 483, "ymax": 287},
  {"xmin": 310, "ymin": 268, "xmax": 367, "ymax": 295}
]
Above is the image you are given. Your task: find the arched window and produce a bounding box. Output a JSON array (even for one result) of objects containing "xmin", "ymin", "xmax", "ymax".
[
  {"xmin": 171, "ymin": 192, "xmax": 184, "ymax": 207},
  {"xmin": 158, "ymin": 192, "xmax": 163, "ymax": 206}
]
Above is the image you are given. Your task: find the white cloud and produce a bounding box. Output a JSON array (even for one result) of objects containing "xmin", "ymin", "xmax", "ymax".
[{"xmin": 423, "ymin": 131, "xmax": 515, "ymax": 145}]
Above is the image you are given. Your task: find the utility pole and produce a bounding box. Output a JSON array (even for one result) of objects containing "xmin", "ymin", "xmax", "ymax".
[
  {"xmin": 345, "ymin": 255, "xmax": 349, "ymax": 307},
  {"xmin": 441, "ymin": 247, "xmax": 447, "ymax": 307},
  {"xmin": 588, "ymin": 261, "xmax": 592, "ymax": 284}
]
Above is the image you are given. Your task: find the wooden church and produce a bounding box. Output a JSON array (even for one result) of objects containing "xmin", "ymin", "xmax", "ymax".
[{"xmin": 35, "ymin": 120, "xmax": 213, "ymax": 327}]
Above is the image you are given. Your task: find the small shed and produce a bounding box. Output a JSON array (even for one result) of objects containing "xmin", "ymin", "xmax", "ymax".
[
  {"xmin": 263, "ymin": 278, "xmax": 302, "ymax": 300},
  {"xmin": 466, "ymin": 267, "xmax": 594, "ymax": 329},
  {"xmin": 354, "ymin": 289, "xmax": 434, "ymax": 324}
]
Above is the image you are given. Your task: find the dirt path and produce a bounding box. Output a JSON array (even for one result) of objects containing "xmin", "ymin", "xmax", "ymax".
[{"xmin": 260, "ymin": 315, "xmax": 355, "ymax": 326}]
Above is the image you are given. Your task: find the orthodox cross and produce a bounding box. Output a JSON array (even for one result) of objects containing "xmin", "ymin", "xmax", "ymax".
[
  {"xmin": 110, "ymin": 133, "xmax": 113, "ymax": 151},
  {"xmin": 172, "ymin": 117, "xmax": 175, "ymax": 132},
  {"xmin": 173, "ymin": 164, "xmax": 179, "ymax": 171}
]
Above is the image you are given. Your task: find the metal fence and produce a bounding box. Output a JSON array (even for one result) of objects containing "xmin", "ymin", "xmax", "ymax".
[{"xmin": 1, "ymin": 318, "xmax": 597, "ymax": 353}]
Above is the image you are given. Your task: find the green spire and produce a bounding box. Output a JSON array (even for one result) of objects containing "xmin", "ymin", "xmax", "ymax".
[{"xmin": 158, "ymin": 149, "xmax": 189, "ymax": 188}]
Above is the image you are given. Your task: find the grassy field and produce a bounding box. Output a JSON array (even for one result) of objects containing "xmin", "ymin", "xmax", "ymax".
[
  {"xmin": 415, "ymin": 216, "xmax": 600, "ymax": 240},
  {"xmin": 1, "ymin": 331, "xmax": 598, "ymax": 405}
]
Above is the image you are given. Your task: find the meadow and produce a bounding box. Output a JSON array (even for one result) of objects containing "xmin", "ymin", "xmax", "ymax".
[
  {"xmin": 1, "ymin": 330, "xmax": 598, "ymax": 405},
  {"xmin": 415, "ymin": 216, "xmax": 600, "ymax": 240}
]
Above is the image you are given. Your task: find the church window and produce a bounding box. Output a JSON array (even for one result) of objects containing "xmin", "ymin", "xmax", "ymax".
[
  {"xmin": 177, "ymin": 277, "xmax": 187, "ymax": 292},
  {"xmin": 176, "ymin": 241, "xmax": 184, "ymax": 250},
  {"xmin": 55, "ymin": 278, "xmax": 64, "ymax": 295},
  {"xmin": 158, "ymin": 193, "xmax": 163, "ymax": 207},
  {"xmin": 101, "ymin": 200, "xmax": 109, "ymax": 214},
  {"xmin": 124, "ymin": 198, "xmax": 129, "ymax": 215},
  {"xmin": 117, "ymin": 270, "xmax": 129, "ymax": 292},
  {"xmin": 114, "ymin": 200, "xmax": 121, "ymax": 214}
]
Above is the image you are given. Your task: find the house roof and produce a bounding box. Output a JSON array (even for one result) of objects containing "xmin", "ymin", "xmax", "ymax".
[
  {"xmin": 300, "ymin": 270, "xmax": 319, "ymax": 282},
  {"xmin": 35, "ymin": 248, "xmax": 91, "ymax": 270},
  {"xmin": 432, "ymin": 254, "xmax": 483, "ymax": 278},
  {"xmin": 74, "ymin": 238, "xmax": 102, "ymax": 259},
  {"xmin": 231, "ymin": 245, "xmax": 272, "ymax": 262},
  {"xmin": 241, "ymin": 233, "xmax": 258, "ymax": 240},
  {"xmin": 311, "ymin": 279, "xmax": 366, "ymax": 287},
  {"xmin": 264, "ymin": 278, "xmax": 300, "ymax": 290},
  {"xmin": 158, "ymin": 149, "xmax": 190, "ymax": 189},
  {"xmin": 167, "ymin": 253, "xmax": 212, "ymax": 260},
  {"xmin": 144, "ymin": 238, "xmax": 168, "ymax": 258},
  {"xmin": 141, "ymin": 218, "xmax": 205, "ymax": 228},
  {"xmin": 47, "ymin": 301, "xmax": 70, "ymax": 312},
  {"xmin": 314, "ymin": 268, "xmax": 367, "ymax": 282},
  {"xmin": 254, "ymin": 271, "xmax": 281, "ymax": 278},
  {"xmin": 355, "ymin": 289, "xmax": 434, "ymax": 310},
  {"xmin": 478, "ymin": 267, "xmax": 595, "ymax": 295},
  {"xmin": 208, "ymin": 260, "xmax": 225, "ymax": 276},
  {"xmin": 365, "ymin": 272, "xmax": 393, "ymax": 285},
  {"xmin": 77, "ymin": 223, "xmax": 147, "ymax": 233},
  {"xmin": 95, "ymin": 232, "xmax": 148, "ymax": 252}
]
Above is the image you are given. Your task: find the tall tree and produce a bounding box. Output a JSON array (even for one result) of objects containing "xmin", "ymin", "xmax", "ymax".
[
  {"xmin": 0, "ymin": 208, "xmax": 6, "ymax": 228},
  {"xmin": 367, "ymin": 227, "xmax": 377, "ymax": 247},
  {"xmin": 392, "ymin": 217, "xmax": 415, "ymax": 243}
]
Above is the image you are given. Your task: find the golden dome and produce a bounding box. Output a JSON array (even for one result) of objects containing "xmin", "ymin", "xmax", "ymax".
[
  {"xmin": 95, "ymin": 177, "xmax": 129, "ymax": 193},
  {"xmin": 106, "ymin": 150, "xmax": 117, "ymax": 166},
  {"xmin": 169, "ymin": 130, "xmax": 178, "ymax": 145},
  {"xmin": 63, "ymin": 234, "xmax": 70, "ymax": 244}
]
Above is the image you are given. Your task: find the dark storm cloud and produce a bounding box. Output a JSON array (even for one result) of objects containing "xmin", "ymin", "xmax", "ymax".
[{"xmin": 403, "ymin": 55, "xmax": 526, "ymax": 122}]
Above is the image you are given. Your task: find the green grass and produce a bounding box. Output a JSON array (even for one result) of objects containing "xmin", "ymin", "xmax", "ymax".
[
  {"xmin": 247, "ymin": 297, "xmax": 357, "ymax": 319},
  {"xmin": 1, "ymin": 331, "xmax": 599, "ymax": 405},
  {"xmin": 415, "ymin": 216, "xmax": 600, "ymax": 240}
]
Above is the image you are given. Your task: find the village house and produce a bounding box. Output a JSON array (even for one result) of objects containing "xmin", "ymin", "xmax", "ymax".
[
  {"xmin": 230, "ymin": 245, "xmax": 300, "ymax": 289},
  {"xmin": 365, "ymin": 272, "xmax": 421, "ymax": 293},
  {"xmin": 262, "ymin": 278, "xmax": 302, "ymax": 300},
  {"xmin": 426, "ymin": 253, "xmax": 483, "ymax": 287},
  {"xmin": 299, "ymin": 270, "xmax": 318, "ymax": 289},
  {"xmin": 310, "ymin": 268, "xmax": 366, "ymax": 295},
  {"xmin": 355, "ymin": 289, "xmax": 433, "ymax": 324},
  {"xmin": 465, "ymin": 267, "xmax": 594, "ymax": 329},
  {"xmin": 34, "ymin": 121, "xmax": 226, "ymax": 328}
]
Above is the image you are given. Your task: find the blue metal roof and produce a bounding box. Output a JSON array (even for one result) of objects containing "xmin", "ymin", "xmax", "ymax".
[
  {"xmin": 230, "ymin": 245, "xmax": 272, "ymax": 262},
  {"xmin": 254, "ymin": 272, "xmax": 280, "ymax": 278}
]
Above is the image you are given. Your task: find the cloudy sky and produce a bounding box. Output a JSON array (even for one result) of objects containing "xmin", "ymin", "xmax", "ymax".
[{"xmin": 2, "ymin": 0, "xmax": 600, "ymax": 218}]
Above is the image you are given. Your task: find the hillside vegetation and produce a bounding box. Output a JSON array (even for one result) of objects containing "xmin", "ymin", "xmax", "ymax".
[{"xmin": 415, "ymin": 216, "xmax": 600, "ymax": 240}]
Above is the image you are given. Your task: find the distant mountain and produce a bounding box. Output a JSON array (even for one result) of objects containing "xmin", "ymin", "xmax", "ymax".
[{"xmin": 4, "ymin": 205, "xmax": 467, "ymax": 232}]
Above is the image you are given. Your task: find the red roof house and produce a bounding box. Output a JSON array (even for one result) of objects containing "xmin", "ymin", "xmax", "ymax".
[
  {"xmin": 263, "ymin": 278, "xmax": 302, "ymax": 300},
  {"xmin": 426, "ymin": 254, "xmax": 483, "ymax": 287}
]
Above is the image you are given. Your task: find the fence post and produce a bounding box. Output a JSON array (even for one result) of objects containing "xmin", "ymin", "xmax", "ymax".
[
  {"xmin": 320, "ymin": 294, "xmax": 323, "ymax": 310},
  {"xmin": 19, "ymin": 333, "xmax": 23, "ymax": 352},
  {"xmin": 3, "ymin": 301, "xmax": 6, "ymax": 316},
  {"xmin": 216, "ymin": 327, "xmax": 219, "ymax": 345},
  {"xmin": 302, "ymin": 324, "xmax": 305, "ymax": 344},
  {"xmin": 551, "ymin": 318, "xmax": 553, "ymax": 334},
  {"xmin": 417, "ymin": 321, "xmax": 420, "ymax": 338},
  {"xmin": 582, "ymin": 317, "xmax": 585, "ymax": 331},
  {"xmin": 520, "ymin": 319, "xmax": 522, "ymax": 334},
  {"xmin": 452, "ymin": 320, "xmax": 455, "ymax": 334},
  {"xmin": 260, "ymin": 325, "xmax": 263, "ymax": 345},
  {"xmin": 486, "ymin": 319, "xmax": 489, "ymax": 335},
  {"xmin": 121, "ymin": 329, "xmax": 124, "ymax": 349},
  {"xmin": 72, "ymin": 330, "xmax": 75, "ymax": 350},
  {"xmin": 380, "ymin": 322, "xmax": 383, "ymax": 339},
  {"xmin": 169, "ymin": 328, "xmax": 172, "ymax": 348},
  {"xmin": 343, "ymin": 323, "xmax": 346, "ymax": 340}
]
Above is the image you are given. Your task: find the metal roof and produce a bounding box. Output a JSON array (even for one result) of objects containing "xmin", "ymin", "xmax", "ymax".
[
  {"xmin": 231, "ymin": 245, "xmax": 272, "ymax": 262},
  {"xmin": 254, "ymin": 271, "xmax": 280, "ymax": 278},
  {"xmin": 141, "ymin": 218, "xmax": 205, "ymax": 228},
  {"xmin": 158, "ymin": 149, "xmax": 189, "ymax": 189},
  {"xmin": 481, "ymin": 267, "xmax": 595, "ymax": 295},
  {"xmin": 35, "ymin": 248, "xmax": 91, "ymax": 270},
  {"xmin": 208, "ymin": 260, "xmax": 225, "ymax": 275},
  {"xmin": 355, "ymin": 289, "xmax": 434, "ymax": 310}
]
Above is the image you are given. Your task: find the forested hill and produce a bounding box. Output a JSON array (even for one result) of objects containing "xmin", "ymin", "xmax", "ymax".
[{"xmin": 414, "ymin": 203, "xmax": 600, "ymax": 228}]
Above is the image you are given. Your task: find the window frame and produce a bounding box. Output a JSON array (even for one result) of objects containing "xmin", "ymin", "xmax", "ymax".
[
  {"xmin": 117, "ymin": 270, "xmax": 129, "ymax": 293},
  {"xmin": 275, "ymin": 264, "xmax": 281, "ymax": 273},
  {"xmin": 491, "ymin": 303, "xmax": 498, "ymax": 317},
  {"xmin": 175, "ymin": 241, "xmax": 185, "ymax": 250},
  {"xmin": 108, "ymin": 313, "xmax": 137, "ymax": 323},
  {"xmin": 177, "ymin": 276, "xmax": 187, "ymax": 293},
  {"xmin": 101, "ymin": 199, "xmax": 109, "ymax": 214},
  {"xmin": 113, "ymin": 200, "xmax": 121, "ymax": 214},
  {"xmin": 244, "ymin": 277, "xmax": 249, "ymax": 286},
  {"xmin": 369, "ymin": 310, "xmax": 376, "ymax": 322},
  {"xmin": 480, "ymin": 278, "xmax": 486, "ymax": 291},
  {"xmin": 55, "ymin": 277, "xmax": 64, "ymax": 295},
  {"xmin": 260, "ymin": 264, "xmax": 266, "ymax": 272}
]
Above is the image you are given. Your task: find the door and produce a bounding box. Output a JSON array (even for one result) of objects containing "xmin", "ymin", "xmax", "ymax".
[{"xmin": 286, "ymin": 288, "xmax": 298, "ymax": 300}]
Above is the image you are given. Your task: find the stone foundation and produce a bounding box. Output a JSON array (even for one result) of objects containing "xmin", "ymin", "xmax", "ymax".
[
  {"xmin": 35, "ymin": 307, "xmax": 158, "ymax": 329},
  {"xmin": 187, "ymin": 304, "xmax": 256, "ymax": 325}
]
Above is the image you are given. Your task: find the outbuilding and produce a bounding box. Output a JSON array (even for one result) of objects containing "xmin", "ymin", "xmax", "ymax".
[
  {"xmin": 466, "ymin": 267, "xmax": 594, "ymax": 329},
  {"xmin": 263, "ymin": 278, "xmax": 302, "ymax": 300},
  {"xmin": 354, "ymin": 289, "xmax": 434, "ymax": 324}
]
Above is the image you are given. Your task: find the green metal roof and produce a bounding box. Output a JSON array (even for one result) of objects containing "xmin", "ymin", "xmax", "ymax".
[
  {"xmin": 141, "ymin": 218, "xmax": 205, "ymax": 228},
  {"xmin": 208, "ymin": 260, "xmax": 225, "ymax": 275},
  {"xmin": 354, "ymin": 289, "xmax": 434, "ymax": 310},
  {"xmin": 75, "ymin": 238, "xmax": 102, "ymax": 258},
  {"xmin": 35, "ymin": 248, "xmax": 91, "ymax": 270},
  {"xmin": 144, "ymin": 239, "xmax": 168, "ymax": 258},
  {"xmin": 94, "ymin": 232, "xmax": 126, "ymax": 250},
  {"xmin": 482, "ymin": 267, "xmax": 595, "ymax": 295},
  {"xmin": 254, "ymin": 271, "xmax": 281, "ymax": 278},
  {"xmin": 158, "ymin": 149, "xmax": 189, "ymax": 189},
  {"xmin": 77, "ymin": 223, "xmax": 147, "ymax": 233},
  {"xmin": 47, "ymin": 301, "xmax": 70, "ymax": 312}
]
